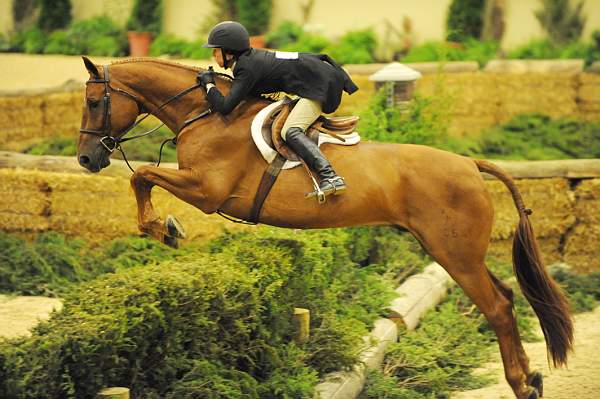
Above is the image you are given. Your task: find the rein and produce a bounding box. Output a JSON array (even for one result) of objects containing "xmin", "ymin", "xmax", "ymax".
[
  {"xmin": 79, "ymin": 64, "xmax": 213, "ymax": 172},
  {"xmin": 80, "ymin": 64, "xmax": 264, "ymax": 225}
]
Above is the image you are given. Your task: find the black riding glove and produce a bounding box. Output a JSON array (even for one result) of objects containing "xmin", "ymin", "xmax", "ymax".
[{"xmin": 197, "ymin": 68, "xmax": 216, "ymax": 89}]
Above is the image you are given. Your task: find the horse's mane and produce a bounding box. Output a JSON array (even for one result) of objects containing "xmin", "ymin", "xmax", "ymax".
[
  {"xmin": 110, "ymin": 57, "xmax": 280, "ymax": 102},
  {"xmin": 110, "ymin": 57, "xmax": 234, "ymax": 84}
]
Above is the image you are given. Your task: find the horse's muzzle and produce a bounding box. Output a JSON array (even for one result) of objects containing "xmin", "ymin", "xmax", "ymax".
[{"xmin": 78, "ymin": 152, "xmax": 110, "ymax": 172}]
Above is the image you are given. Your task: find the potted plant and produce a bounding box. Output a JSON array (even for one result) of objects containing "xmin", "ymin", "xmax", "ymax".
[{"xmin": 126, "ymin": 0, "xmax": 162, "ymax": 56}]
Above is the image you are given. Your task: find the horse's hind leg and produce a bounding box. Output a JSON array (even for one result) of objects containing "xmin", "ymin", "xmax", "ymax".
[
  {"xmin": 487, "ymin": 270, "xmax": 543, "ymax": 396},
  {"xmin": 409, "ymin": 207, "xmax": 539, "ymax": 398}
]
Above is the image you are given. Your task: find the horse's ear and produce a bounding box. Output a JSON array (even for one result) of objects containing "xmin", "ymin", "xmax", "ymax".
[{"xmin": 82, "ymin": 56, "xmax": 100, "ymax": 78}]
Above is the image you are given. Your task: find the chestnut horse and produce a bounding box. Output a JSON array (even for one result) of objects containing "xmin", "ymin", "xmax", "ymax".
[{"xmin": 77, "ymin": 57, "xmax": 572, "ymax": 399}]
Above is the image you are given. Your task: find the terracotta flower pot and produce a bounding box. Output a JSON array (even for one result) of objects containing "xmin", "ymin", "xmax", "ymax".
[
  {"xmin": 127, "ymin": 31, "xmax": 153, "ymax": 57},
  {"xmin": 249, "ymin": 35, "xmax": 266, "ymax": 49}
]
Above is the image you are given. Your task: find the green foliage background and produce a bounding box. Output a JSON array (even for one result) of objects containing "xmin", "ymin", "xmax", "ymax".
[{"xmin": 0, "ymin": 227, "xmax": 429, "ymax": 398}]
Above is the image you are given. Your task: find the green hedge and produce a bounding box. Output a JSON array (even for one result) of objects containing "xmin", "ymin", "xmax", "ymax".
[
  {"xmin": 358, "ymin": 89, "xmax": 600, "ymax": 160},
  {"xmin": 0, "ymin": 227, "xmax": 428, "ymax": 398}
]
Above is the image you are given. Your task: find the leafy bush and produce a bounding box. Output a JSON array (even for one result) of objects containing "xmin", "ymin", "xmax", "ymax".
[
  {"xmin": 150, "ymin": 34, "xmax": 212, "ymax": 59},
  {"xmin": 24, "ymin": 137, "xmax": 77, "ymax": 156},
  {"xmin": 266, "ymin": 21, "xmax": 303, "ymax": 48},
  {"xmin": 401, "ymin": 38, "xmax": 497, "ymax": 66},
  {"xmin": 535, "ymin": 0, "xmax": 586, "ymax": 45},
  {"xmin": 237, "ymin": 0, "xmax": 272, "ymax": 36},
  {"xmin": 326, "ymin": 29, "xmax": 377, "ymax": 64},
  {"xmin": 268, "ymin": 23, "xmax": 374, "ymax": 64},
  {"xmin": 37, "ymin": 0, "xmax": 71, "ymax": 32},
  {"xmin": 19, "ymin": 27, "xmax": 47, "ymax": 54},
  {"xmin": 42, "ymin": 15, "xmax": 127, "ymax": 56},
  {"xmin": 358, "ymin": 87, "xmax": 453, "ymax": 148},
  {"xmin": 446, "ymin": 0, "xmax": 485, "ymax": 42},
  {"xmin": 280, "ymin": 32, "xmax": 331, "ymax": 53},
  {"xmin": 361, "ymin": 287, "xmax": 496, "ymax": 398},
  {"xmin": 0, "ymin": 232, "xmax": 193, "ymax": 296},
  {"xmin": 126, "ymin": 0, "xmax": 163, "ymax": 35},
  {"xmin": 0, "ymin": 226, "xmax": 424, "ymax": 398},
  {"xmin": 552, "ymin": 268, "xmax": 600, "ymax": 313},
  {"xmin": 476, "ymin": 113, "xmax": 600, "ymax": 160}
]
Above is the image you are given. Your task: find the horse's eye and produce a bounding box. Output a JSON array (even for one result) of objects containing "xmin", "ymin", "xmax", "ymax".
[{"xmin": 88, "ymin": 99, "xmax": 99, "ymax": 109}]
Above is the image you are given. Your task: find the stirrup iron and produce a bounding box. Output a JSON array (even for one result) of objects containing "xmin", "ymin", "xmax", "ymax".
[{"xmin": 305, "ymin": 170, "xmax": 326, "ymax": 204}]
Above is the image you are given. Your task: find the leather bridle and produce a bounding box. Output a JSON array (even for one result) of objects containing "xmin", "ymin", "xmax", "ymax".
[{"xmin": 79, "ymin": 64, "xmax": 212, "ymax": 170}]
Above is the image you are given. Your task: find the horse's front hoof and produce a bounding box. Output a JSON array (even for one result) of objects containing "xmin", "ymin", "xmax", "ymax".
[
  {"xmin": 166, "ymin": 215, "xmax": 186, "ymax": 239},
  {"xmin": 529, "ymin": 371, "xmax": 543, "ymax": 397},
  {"xmin": 164, "ymin": 234, "xmax": 179, "ymax": 249}
]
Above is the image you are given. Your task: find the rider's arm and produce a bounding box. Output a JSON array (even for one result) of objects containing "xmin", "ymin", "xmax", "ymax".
[{"xmin": 206, "ymin": 68, "xmax": 256, "ymax": 115}]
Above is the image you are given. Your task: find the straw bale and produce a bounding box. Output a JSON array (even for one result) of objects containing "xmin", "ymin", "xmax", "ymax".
[
  {"xmin": 0, "ymin": 213, "xmax": 49, "ymax": 232},
  {"xmin": 494, "ymin": 73, "xmax": 578, "ymax": 121},
  {"xmin": 563, "ymin": 223, "xmax": 600, "ymax": 274},
  {"xmin": 0, "ymin": 169, "xmax": 51, "ymax": 232},
  {"xmin": 449, "ymin": 115, "xmax": 497, "ymax": 136},
  {"xmin": 579, "ymin": 74, "xmax": 600, "ymax": 102},
  {"xmin": 484, "ymin": 59, "xmax": 584, "ymax": 74},
  {"xmin": 488, "ymin": 237, "xmax": 562, "ymax": 265},
  {"xmin": 574, "ymin": 179, "xmax": 600, "ymax": 223},
  {"xmin": 0, "ymin": 169, "xmax": 50, "ymax": 213},
  {"xmin": 485, "ymin": 178, "xmax": 574, "ymax": 240},
  {"xmin": 46, "ymin": 172, "xmax": 138, "ymax": 240}
]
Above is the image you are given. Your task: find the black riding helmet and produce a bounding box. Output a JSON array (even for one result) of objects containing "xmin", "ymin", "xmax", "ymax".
[
  {"xmin": 203, "ymin": 21, "xmax": 250, "ymax": 69},
  {"xmin": 204, "ymin": 21, "xmax": 250, "ymax": 51}
]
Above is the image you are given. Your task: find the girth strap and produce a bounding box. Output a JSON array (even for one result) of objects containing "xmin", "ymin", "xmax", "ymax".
[{"xmin": 248, "ymin": 153, "xmax": 286, "ymax": 224}]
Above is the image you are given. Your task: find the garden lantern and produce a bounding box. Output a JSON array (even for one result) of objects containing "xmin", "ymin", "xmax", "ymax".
[{"xmin": 369, "ymin": 62, "xmax": 422, "ymax": 109}]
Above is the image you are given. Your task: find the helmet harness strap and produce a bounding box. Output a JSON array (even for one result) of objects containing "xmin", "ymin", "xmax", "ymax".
[{"xmin": 221, "ymin": 48, "xmax": 229, "ymax": 69}]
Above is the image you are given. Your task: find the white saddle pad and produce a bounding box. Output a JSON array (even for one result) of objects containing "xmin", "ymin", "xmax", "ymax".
[{"xmin": 250, "ymin": 100, "xmax": 361, "ymax": 170}]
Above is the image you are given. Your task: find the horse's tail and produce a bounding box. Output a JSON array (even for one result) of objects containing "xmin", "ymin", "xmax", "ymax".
[{"xmin": 474, "ymin": 159, "xmax": 573, "ymax": 367}]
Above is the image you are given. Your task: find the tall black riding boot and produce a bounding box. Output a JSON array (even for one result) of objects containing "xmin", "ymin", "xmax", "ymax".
[{"xmin": 285, "ymin": 127, "xmax": 346, "ymax": 200}]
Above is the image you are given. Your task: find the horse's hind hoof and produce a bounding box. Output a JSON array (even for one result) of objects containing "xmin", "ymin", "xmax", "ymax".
[
  {"xmin": 525, "ymin": 387, "xmax": 539, "ymax": 399},
  {"xmin": 166, "ymin": 215, "xmax": 186, "ymax": 239},
  {"xmin": 529, "ymin": 371, "xmax": 543, "ymax": 397}
]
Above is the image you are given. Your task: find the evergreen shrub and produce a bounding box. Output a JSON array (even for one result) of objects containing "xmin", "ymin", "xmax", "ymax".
[
  {"xmin": 37, "ymin": 0, "xmax": 71, "ymax": 32},
  {"xmin": 446, "ymin": 0, "xmax": 486, "ymax": 42},
  {"xmin": 236, "ymin": 0, "xmax": 272, "ymax": 36},
  {"xmin": 0, "ymin": 227, "xmax": 424, "ymax": 398},
  {"xmin": 326, "ymin": 29, "xmax": 377, "ymax": 64},
  {"xmin": 42, "ymin": 16, "xmax": 127, "ymax": 56},
  {"xmin": 126, "ymin": 0, "xmax": 163, "ymax": 36}
]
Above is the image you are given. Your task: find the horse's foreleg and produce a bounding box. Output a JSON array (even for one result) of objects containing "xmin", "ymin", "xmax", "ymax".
[{"xmin": 130, "ymin": 165, "xmax": 205, "ymax": 247}]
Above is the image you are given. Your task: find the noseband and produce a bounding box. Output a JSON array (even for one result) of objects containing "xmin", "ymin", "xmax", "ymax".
[{"xmin": 79, "ymin": 64, "xmax": 215, "ymax": 172}]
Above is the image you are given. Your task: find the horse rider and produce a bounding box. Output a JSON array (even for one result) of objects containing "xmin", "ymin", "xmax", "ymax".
[{"xmin": 197, "ymin": 21, "xmax": 359, "ymax": 200}]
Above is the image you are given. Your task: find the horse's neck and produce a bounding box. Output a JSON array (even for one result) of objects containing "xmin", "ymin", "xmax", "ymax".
[
  {"xmin": 112, "ymin": 61, "xmax": 268, "ymax": 155},
  {"xmin": 112, "ymin": 62, "xmax": 212, "ymax": 132}
]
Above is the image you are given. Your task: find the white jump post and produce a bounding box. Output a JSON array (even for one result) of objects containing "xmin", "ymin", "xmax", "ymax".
[{"xmin": 98, "ymin": 387, "xmax": 130, "ymax": 399}]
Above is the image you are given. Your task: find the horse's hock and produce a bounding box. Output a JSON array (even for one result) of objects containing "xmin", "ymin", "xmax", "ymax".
[{"xmin": 0, "ymin": 153, "xmax": 599, "ymax": 273}]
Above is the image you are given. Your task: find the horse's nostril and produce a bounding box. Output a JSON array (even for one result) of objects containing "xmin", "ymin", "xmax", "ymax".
[{"xmin": 79, "ymin": 155, "xmax": 90, "ymax": 165}]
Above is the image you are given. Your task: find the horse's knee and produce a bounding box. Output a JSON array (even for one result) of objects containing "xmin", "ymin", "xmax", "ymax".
[{"xmin": 131, "ymin": 165, "xmax": 154, "ymax": 188}]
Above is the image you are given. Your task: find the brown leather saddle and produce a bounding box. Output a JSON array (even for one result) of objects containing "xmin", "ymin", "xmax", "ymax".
[
  {"xmin": 240, "ymin": 98, "xmax": 359, "ymax": 224},
  {"xmin": 261, "ymin": 97, "xmax": 359, "ymax": 162}
]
